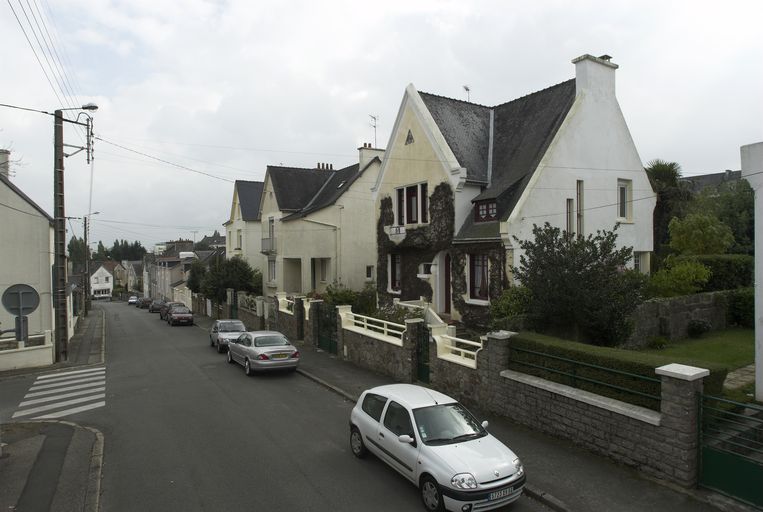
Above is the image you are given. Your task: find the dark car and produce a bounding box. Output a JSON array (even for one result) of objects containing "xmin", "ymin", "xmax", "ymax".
[
  {"xmin": 137, "ymin": 297, "xmax": 152, "ymax": 309},
  {"xmin": 159, "ymin": 301, "xmax": 185, "ymax": 320},
  {"xmin": 149, "ymin": 299, "xmax": 165, "ymax": 313},
  {"xmin": 167, "ymin": 305, "xmax": 193, "ymax": 326}
]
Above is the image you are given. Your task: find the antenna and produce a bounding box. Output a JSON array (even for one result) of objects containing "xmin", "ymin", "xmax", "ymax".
[
  {"xmin": 463, "ymin": 85, "xmax": 471, "ymax": 102},
  {"xmin": 369, "ymin": 114, "xmax": 379, "ymax": 147}
]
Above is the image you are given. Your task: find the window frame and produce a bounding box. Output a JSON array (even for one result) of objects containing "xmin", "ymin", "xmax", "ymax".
[
  {"xmin": 383, "ymin": 401, "xmax": 414, "ymax": 437},
  {"xmin": 361, "ymin": 393, "xmax": 387, "ymax": 422},
  {"xmin": 388, "ymin": 253, "xmax": 401, "ymax": 294},
  {"xmin": 617, "ymin": 179, "xmax": 633, "ymax": 221},
  {"xmin": 268, "ymin": 259, "xmax": 276, "ymax": 282},
  {"xmin": 468, "ymin": 253, "xmax": 489, "ymax": 302},
  {"xmin": 474, "ymin": 200, "xmax": 498, "ymax": 222},
  {"xmin": 394, "ymin": 182, "xmax": 429, "ymax": 226}
]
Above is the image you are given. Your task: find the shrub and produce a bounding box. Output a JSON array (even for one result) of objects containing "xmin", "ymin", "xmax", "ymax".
[
  {"xmin": 315, "ymin": 283, "xmax": 377, "ymax": 316},
  {"xmin": 646, "ymin": 260, "xmax": 711, "ymax": 298},
  {"xmin": 646, "ymin": 336, "xmax": 668, "ymax": 350},
  {"xmin": 687, "ymin": 319, "xmax": 711, "ymax": 338},
  {"xmin": 374, "ymin": 305, "xmax": 424, "ymax": 324},
  {"xmin": 508, "ymin": 332, "xmax": 727, "ymax": 411},
  {"xmin": 489, "ymin": 286, "xmax": 531, "ymax": 327},
  {"xmin": 728, "ymin": 287, "xmax": 754, "ymax": 328},
  {"xmin": 674, "ymin": 254, "xmax": 753, "ymax": 291}
]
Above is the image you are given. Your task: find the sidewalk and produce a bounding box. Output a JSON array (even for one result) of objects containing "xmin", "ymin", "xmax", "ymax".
[
  {"xmin": 0, "ymin": 307, "xmax": 105, "ymax": 512},
  {"xmin": 290, "ymin": 341, "xmax": 753, "ymax": 512}
]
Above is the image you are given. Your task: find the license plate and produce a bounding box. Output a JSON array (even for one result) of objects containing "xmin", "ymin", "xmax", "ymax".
[
  {"xmin": 272, "ymin": 353, "xmax": 288, "ymax": 359},
  {"xmin": 489, "ymin": 487, "xmax": 513, "ymax": 501}
]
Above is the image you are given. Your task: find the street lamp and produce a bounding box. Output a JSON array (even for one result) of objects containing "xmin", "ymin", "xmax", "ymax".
[{"xmin": 53, "ymin": 103, "xmax": 98, "ymax": 362}]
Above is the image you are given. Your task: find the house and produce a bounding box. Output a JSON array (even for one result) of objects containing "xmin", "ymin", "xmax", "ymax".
[
  {"xmin": 373, "ymin": 54, "xmax": 655, "ymax": 326},
  {"xmin": 259, "ymin": 144, "xmax": 384, "ymax": 295},
  {"xmin": 224, "ymin": 180, "xmax": 264, "ymax": 274},
  {"xmin": 90, "ymin": 261, "xmax": 123, "ymax": 299},
  {"xmin": 123, "ymin": 260, "xmax": 143, "ymax": 292},
  {"xmin": 0, "ymin": 151, "xmax": 55, "ymax": 338},
  {"xmin": 680, "ymin": 169, "xmax": 742, "ymax": 193},
  {"xmin": 198, "ymin": 231, "xmax": 226, "ymax": 250}
]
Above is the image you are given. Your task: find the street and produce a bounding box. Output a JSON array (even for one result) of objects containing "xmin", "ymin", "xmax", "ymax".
[{"xmin": 1, "ymin": 302, "xmax": 547, "ymax": 511}]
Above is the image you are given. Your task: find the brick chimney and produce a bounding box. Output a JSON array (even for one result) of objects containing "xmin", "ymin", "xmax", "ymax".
[
  {"xmin": 0, "ymin": 149, "xmax": 9, "ymax": 179},
  {"xmin": 358, "ymin": 142, "xmax": 385, "ymax": 170},
  {"xmin": 572, "ymin": 53, "xmax": 618, "ymax": 98}
]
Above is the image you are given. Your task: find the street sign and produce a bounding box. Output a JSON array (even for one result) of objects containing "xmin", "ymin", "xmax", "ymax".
[{"xmin": 2, "ymin": 284, "xmax": 40, "ymax": 316}]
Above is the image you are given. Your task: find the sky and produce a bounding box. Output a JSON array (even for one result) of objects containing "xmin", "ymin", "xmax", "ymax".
[{"xmin": 1, "ymin": 0, "xmax": 762, "ymax": 251}]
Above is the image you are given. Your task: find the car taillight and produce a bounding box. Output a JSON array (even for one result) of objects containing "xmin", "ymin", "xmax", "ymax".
[
  {"xmin": 257, "ymin": 354, "xmax": 270, "ymax": 360},
  {"xmin": 291, "ymin": 351, "xmax": 300, "ymax": 358}
]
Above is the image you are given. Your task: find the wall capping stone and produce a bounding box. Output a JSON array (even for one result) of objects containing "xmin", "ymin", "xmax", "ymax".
[
  {"xmin": 500, "ymin": 369, "xmax": 662, "ymax": 426},
  {"xmin": 655, "ymin": 363, "xmax": 710, "ymax": 381}
]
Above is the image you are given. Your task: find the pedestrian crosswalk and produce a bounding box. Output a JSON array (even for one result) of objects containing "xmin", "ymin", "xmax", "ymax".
[{"xmin": 12, "ymin": 366, "xmax": 106, "ymax": 420}]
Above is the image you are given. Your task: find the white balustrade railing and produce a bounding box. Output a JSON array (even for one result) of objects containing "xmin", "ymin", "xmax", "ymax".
[
  {"xmin": 337, "ymin": 307, "xmax": 405, "ymax": 346},
  {"xmin": 434, "ymin": 334, "xmax": 483, "ymax": 369}
]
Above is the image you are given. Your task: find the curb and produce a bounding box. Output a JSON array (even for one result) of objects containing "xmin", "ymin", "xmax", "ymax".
[{"xmin": 296, "ymin": 366, "xmax": 570, "ymax": 512}]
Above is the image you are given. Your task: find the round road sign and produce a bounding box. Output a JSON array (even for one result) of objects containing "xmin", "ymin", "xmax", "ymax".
[{"xmin": 2, "ymin": 284, "xmax": 40, "ymax": 316}]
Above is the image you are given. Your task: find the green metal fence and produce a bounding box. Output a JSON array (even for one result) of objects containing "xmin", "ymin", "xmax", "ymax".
[
  {"xmin": 699, "ymin": 395, "xmax": 763, "ymax": 509},
  {"xmin": 508, "ymin": 346, "xmax": 662, "ymax": 410}
]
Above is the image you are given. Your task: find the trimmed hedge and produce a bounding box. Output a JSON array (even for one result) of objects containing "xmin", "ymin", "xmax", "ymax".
[
  {"xmin": 675, "ymin": 254, "xmax": 754, "ymax": 291},
  {"xmin": 508, "ymin": 332, "xmax": 727, "ymax": 411},
  {"xmin": 728, "ymin": 287, "xmax": 754, "ymax": 328}
]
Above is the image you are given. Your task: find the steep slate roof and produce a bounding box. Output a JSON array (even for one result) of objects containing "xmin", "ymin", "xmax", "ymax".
[
  {"xmin": 281, "ymin": 158, "xmax": 381, "ymax": 221},
  {"xmin": 680, "ymin": 170, "xmax": 742, "ymax": 192},
  {"xmin": 0, "ymin": 173, "xmax": 54, "ymax": 224},
  {"xmin": 235, "ymin": 180, "xmax": 264, "ymax": 221},
  {"xmin": 419, "ymin": 80, "xmax": 576, "ymax": 242},
  {"xmin": 268, "ymin": 166, "xmax": 332, "ymax": 212}
]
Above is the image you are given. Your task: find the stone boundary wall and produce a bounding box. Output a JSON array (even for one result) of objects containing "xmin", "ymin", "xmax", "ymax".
[
  {"xmin": 627, "ymin": 291, "xmax": 730, "ymax": 347},
  {"xmin": 274, "ymin": 297, "xmax": 303, "ymax": 341},
  {"xmin": 338, "ymin": 318, "xmax": 420, "ymax": 383}
]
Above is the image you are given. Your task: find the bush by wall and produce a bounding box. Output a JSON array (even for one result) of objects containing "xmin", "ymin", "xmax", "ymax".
[
  {"xmin": 728, "ymin": 287, "xmax": 754, "ymax": 328},
  {"xmin": 675, "ymin": 254, "xmax": 754, "ymax": 291},
  {"xmin": 508, "ymin": 332, "xmax": 727, "ymax": 410}
]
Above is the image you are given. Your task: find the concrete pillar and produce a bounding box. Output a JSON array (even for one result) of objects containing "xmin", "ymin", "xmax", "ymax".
[
  {"xmin": 306, "ymin": 300, "xmax": 323, "ymax": 346},
  {"xmin": 482, "ymin": 331, "xmax": 517, "ymax": 409},
  {"xmin": 335, "ymin": 305, "xmax": 352, "ymax": 357},
  {"xmin": 741, "ymin": 142, "xmax": 763, "ymax": 401},
  {"xmin": 294, "ymin": 297, "xmax": 305, "ymax": 340},
  {"xmin": 655, "ymin": 363, "xmax": 709, "ymax": 488},
  {"xmin": 404, "ymin": 318, "xmax": 426, "ymax": 383}
]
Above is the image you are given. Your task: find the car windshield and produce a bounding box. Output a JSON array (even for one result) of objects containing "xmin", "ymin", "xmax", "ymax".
[
  {"xmin": 172, "ymin": 307, "xmax": 190, "ymax": 314},
  {"xmin": 254, "ymin": 335, "xmax": 289, "ymax": 347},
  {"xmin": 412, "ymin": 403, "xmax": 486, "ymax": 446},
  {"xmin": 219, "ymin": 321, "xmax": 245, "ymax": 332}
]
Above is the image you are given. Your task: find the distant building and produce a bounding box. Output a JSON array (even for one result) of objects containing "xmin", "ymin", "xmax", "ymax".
[{"xmin": 680, "ymin": 169, "xmax": 742, "ymax": 193}]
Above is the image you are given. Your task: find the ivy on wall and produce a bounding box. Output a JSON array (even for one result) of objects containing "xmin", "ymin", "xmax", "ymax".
[{"xmin": 451, "ymin": 244, "xmax": 507, "ymax": 327}]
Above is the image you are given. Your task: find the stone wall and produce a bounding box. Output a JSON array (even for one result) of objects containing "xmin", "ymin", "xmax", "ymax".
[
  {"xmin": 274, "ymin": 297, "xmax": 303, "ymax": 341},
  {"xmin": 627, "ymin": 291, "xmax": 730, "ymax": 347},
  {"xmin": 237, "ymin": 306, "xmax": 265, "ymax": 331},
  {"xmin": 339, "ymin": 318, "xmax": 420, "ymax": 383}
]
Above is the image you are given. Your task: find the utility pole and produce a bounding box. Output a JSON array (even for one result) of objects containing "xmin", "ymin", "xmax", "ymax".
[
  {"xmin": 84, "ymin": 215, "xmax": 90, "ymax": 317},
  {"xmin": 53, "ymin": 109, "xmax": 67, "ymax": 361}
]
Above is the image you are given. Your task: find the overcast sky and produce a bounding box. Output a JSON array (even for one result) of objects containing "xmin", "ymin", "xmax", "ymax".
[{"xmin": 2, "ymin": 0, "xmax": 762, "ymax": 251}]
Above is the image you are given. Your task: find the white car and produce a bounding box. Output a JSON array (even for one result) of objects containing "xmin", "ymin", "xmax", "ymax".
[
  {"xmin": 350, "ymin": 384, "xmax": 525, "ymax": 512},
  {"xmin": 127, "ymin": 296, "xmax": 138, "ymax": 305}
]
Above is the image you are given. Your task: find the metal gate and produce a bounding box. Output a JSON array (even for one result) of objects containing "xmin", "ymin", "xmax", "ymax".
[
  {"xmin": 416, "ymin": 328, "xmax": 430, "ymax": 383},
  {"xmin": 316, "ymin": 302, "xmax": 337, "ymax": 355},
  {"xmin": 699, "ymin": 394, "xmax": 763, "ymax": 509}
]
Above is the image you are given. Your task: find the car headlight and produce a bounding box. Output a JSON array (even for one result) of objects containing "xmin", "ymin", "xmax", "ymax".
[
  {"xmin": 451, "ymin": 473, "xmax": 477, "ymax": 489},
  {"xmin": 513, "ymin": 458, "xmax": 524, "ymax": 477}
]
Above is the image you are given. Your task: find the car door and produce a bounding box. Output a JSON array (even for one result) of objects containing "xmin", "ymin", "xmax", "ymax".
[
  {"xmin": 355, "ymin": 392, "xmax": 388, "ymax": 458},
  {"xmin": 376, "ymin": 401, "xmax": 420, "ymax": 483},
  {"xmin": 211, "ymin": 323, "xmax": 219, "ymax": 343},
  {"xmin": 230, "ymin": 333, "xmax": 246, "ymax": 364}
]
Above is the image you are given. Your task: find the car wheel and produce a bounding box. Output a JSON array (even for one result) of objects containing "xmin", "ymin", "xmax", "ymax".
[
  {"xmin": 350, "ymin": 427, "xmax": 367, "ymax": 458},
  {"xmin": 244, "ymin": 359, "xmax": 253, "ymax": 376},
  {"xmin": 216, "ymin": 341, "xmax": 224, "ymax": 354},
  {"xmin": 420, "ymin": 476, "xmax": 444, "ymax": 512},
  {"xmin": 227, "ymin": 350, "xmax": 234, "ymax": 364}
]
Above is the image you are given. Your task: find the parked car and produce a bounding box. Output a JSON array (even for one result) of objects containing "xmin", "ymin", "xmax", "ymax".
[
  {"xmin": 227, "ymin": 331, "xmax": 299, "ymax": 375},
  {"xmin": 137, "ymin": 297, "xmax": 152, "ymax": 309},
  {"xmin": 159, "ymin": 301, "xmax": 185, "ymax": 320},
  {"xmin": 349, "ymin": 384, "xmax": 525, "ymax": 512},
  {"xmin": 127, "ymin": 296, "xmax": 138, "ymax": 305},
  {"xmin": 209, "ymin": 319, "xmax": 246, "ymax": 353},
  {"xmin": 149, "ymin": 299, "xmax": 165, "ymax": 313},
  {"xmin": 166, "ymin": 305, "xmax": 193, "ymax": 326}
]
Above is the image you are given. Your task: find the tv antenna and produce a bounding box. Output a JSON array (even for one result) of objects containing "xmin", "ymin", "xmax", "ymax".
[
  {"xmin": 463, "ymin": 85, "xmax": 471, "ymax": 102},
  {"xmin": 369, "ymin": 114, "xmax": 379, "ymax": 147}
]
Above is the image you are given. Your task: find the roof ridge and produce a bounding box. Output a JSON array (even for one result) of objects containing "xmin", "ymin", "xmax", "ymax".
[
  {"xmin": 491, "ymin": 78, "xmax": 575, "ymax": 110},
  {"xmin": 418, "ymin": 90, "xmax": 492, "ymax": 109}
]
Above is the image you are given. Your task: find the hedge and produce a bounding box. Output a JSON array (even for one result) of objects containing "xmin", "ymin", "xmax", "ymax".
[
  {"xmin": 674, "ymin": 254, "xmax": 754, "ymax": 291},
  {"xmin": 508, "ymin": 332, "xmax": 727, "ymax": 411},
  {"xmin": 728, "ymin": 287, "xmax": 754, "ymax": 328}
]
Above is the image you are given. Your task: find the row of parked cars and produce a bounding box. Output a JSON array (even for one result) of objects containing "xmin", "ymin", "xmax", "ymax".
[
  {"xmin": 127, "ymin": 296, "xmax": 194, "ymax": 326},
  {"xmin": 208, "ymin": 319, "xmax": 300, "ymax": 375}
]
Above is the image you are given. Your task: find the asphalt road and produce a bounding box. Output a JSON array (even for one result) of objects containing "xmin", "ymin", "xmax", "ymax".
[{"xmin": 75, "ymin": 302, "xmax": 547, "ymax": 512}]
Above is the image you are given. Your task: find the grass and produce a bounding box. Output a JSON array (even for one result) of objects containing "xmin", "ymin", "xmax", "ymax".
[{"xmin": 641, "ymin": 328, "xmax": 754, "ymax": 370}]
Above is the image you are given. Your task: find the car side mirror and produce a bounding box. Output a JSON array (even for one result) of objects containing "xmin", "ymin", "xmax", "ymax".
[
  {"xmin": 481, "ymin": 420, "xmax": 489, "ymax": 429},
  {"xmin": 398, "ymin": 434, "xmax": 414, "ymax": 444}
]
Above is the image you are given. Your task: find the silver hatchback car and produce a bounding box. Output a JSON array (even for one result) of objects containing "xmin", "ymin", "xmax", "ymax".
[
  {"xmin": 209, "ymin": 319, "xmax": 247, "ymax": 353},
  {"xmin": 227, "ymin": 331, "xmax": 300, "ymax": 375}
]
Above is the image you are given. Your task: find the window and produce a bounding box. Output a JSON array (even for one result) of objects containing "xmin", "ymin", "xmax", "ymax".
[
  {"xmin": 474, "ymin": 200, "xmax": 497, "ymax": 222},
  {"xmin": 319, "ymin": 258, "xmax": 329, "ymax": 282},
  {"xmin": 105, "ymin": 276, "xmax": 110, "ymax": 283},
  {"xmin": 383, "ymin": 401, "xmax": 414, "ymax": 437},
  {"xmin": 469, "ymin": 254, "xmax": 489, "ymax": 300},
  {"xmin": 236, "ymin": 229, "xmax": 242, "ymax": 249},
  {"xmin": 268, "ymin": 259, "xmax": 276, "ymax": 282},
  {"xmin": 361, "ymin": 393, "xmax": 387, "ymax": 422},
  {"xmin": 576, "ymin": 180, "xmax": 584, "ymax": 234},
  {"xmin": 389, "ymin": 254, "xmax": 401, "ymax": 292},
  {"xmin": 228, "ymin": 230, "xmax": 233, "ymax": 250},
  {"xmin": 268, "ymin": 217, "xmax": 275, "ymax": 239},
  {"xmin": 617, "ymin": 179, "xmax": 632, "ymax": 220},
  {"xmin": 395, "ymin": 183, "xmax": 428, "ymax": 225},
  {"xmin": 566, "ymin": 198, "xmax": 574, "ymax": 234},
  {"xmin": 94, "ymin": 277, "xmax": 99, "ymax": 284},
  {"xmin": 366, "ymin": 265, "xmax": 374, "ymax": 281},
  {"xmin": 633, "ymin": 251, "xmax": 649, "ymax": 274}
]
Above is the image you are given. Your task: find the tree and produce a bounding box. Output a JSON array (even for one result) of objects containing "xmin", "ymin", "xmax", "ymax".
[
  {"xmin": 645, "ymin": 159, "xmax": 693, "ymax": 265},
  {"xmin": 187, "ymin": 260, "xmax": 207, "ymax": 293},
  {"xmin": 67, "ymin": 236, "xmax": 87, "ymax": 273},
  {"xmin": 95, "ymin": 241, "xmax": 108, "ymax": 260},
  {"xmin": 668, "ymin": 213, "xmax": 734, "ymax": 255},
  {"xmin": 201, "ymin": 256, "xmax": 260, "ymax": 303},
  {"xmin": 513, "ymin": 223, "xmax": 647, "ymax": 346},
  {"xmin": 646, "ymin": 260, "xmax": 711, "ymax": 298},
  {"xmin": 689, "ymin": 180, "xmax": 754, "ymax": 254}
]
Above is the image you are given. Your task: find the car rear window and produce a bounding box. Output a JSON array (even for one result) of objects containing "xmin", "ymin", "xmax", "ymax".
[
  {"xmin": 220, "ymin": 321, "xmax": 245, "ymax": 332},
  {"xmin": 361, "ymin": 393, "xmax": 387, "ymax": 422},
  {"xmin": 254, "ymin": 335, "xmax": 289, "ymax": 347},
  {"xmin": 172, "ymin": 307, "xmax": 190, "ymax": 314}
]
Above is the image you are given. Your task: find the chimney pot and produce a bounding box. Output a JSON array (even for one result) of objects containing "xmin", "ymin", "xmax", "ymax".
[{"xmin": 330, "ymin": 164, "xmax": 333, "ymax": 170}]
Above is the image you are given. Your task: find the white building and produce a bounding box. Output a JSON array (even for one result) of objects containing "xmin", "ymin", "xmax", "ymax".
[
  {"xmin": 225, "ymin": 180, "xmax": 264, "ymax": 274},
  {"xmin": 90, "ymin": 264, "xmax": 115, "ymax": 299}
]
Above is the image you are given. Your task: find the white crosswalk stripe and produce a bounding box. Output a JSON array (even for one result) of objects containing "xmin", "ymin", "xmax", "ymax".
[{"xmin": 13, "ymin": 366, "xmax": 106, "ymax": 420}]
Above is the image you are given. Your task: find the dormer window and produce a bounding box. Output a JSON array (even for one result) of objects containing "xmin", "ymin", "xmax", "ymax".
[{"xmin": 474, "ymin": 200, "xmax": 497, "ymax": 222}]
